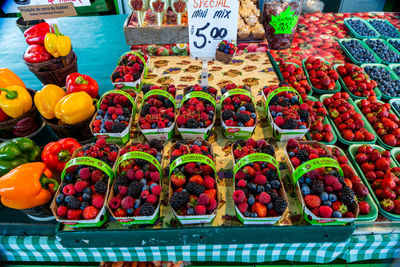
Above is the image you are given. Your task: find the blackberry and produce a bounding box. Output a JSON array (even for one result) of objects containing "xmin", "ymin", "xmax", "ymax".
[
  {"xmin": 266, "ymin": 169, "xmax": 278, "ymax": 181},
  {"xmin": 112, "ymin": 122, "xmax": 127, "ymax": 133},
  {"xmin": 141, "ymin": 84, "xmax": 151, "ymax": 95},
  {"xmin": 150, "ymin": 139, "xmax": 163, "ymax": 151},
  {"xmin": 298, "ymin": 109, "xmax": 309, "ymax": 122},
  {"xmin": 94, "ymin": 181, "xmax": 107, "ymax": 194},
  {"xmin": 262, "ymin": 145, "xmax": 275, "ymax": 157},
  {"xmin": 341, "ymin": 185, "xmax": 356, "ymax": 206},
  {"xmin": 128, "ymin": 181, "xmax": 142, "ymax": 197},
  {"xmin": 337, "ymin": 175, "xmax": 345, "ymax": 184},
  {"xmin": 185, "ymin": 181, "xmax": 205, "ymax": 196},
  {"xmin": 135, "ymin": 158, "xmax": 147, "ymax": 167},
  {"xmin": 201, "ymin": 150, "xmax": 213, "ymax": 157},
  {"xmin": 141, "ymin": 103, "xmax": 151, "ymax": 116},
  {"xmin": 234, "ymin": 140, "xmax": 246, "ymax": 149},
  {"xmin": 282, "ymin": 118, "xmax": 298, "ymax": 129},
  {"xmin": 112, "ymin": 72, "xmax": 120, "ymax": 81},
  {"xmin": 186, "ymin": 118, "xmax": 199, "ymax": 128},
  {"xmin": 67, "ymin": 197, "xmax": 81, "ymax": 209},
  {"xmin": 222, "ymin": 110, "xmax": 235, "ymax": 120},
  {"xmin": 320, "ymin": 155, "xmax": 334, "ymax": 159},
  {"xmin": 175, "ymin": 140, "xmax": 188, "ymax": 149},
  {"xmin": 170, "ymin": 191, "xmax": 190, "ymax": 210},
  {"xmin": 244, "ymin": 103, "xmax": 255, "ymax": 113},
  {"xmin": 115, "ymin": 175, "xmax": 129, "ymax": 186},
  {"xmin": 164, "ymin": 98, "xmax": 174, "ymax": 109},
  {"xmin": 140, "ymin": 202, "xmax": 156, "ymax": 216},
  {"xmin": 273, "ymin": 196, "xmax": 288, "ymax": 215},
  {"xmin": 296, "ymin": 149, "xmax": 309, "ymax": 162},
  {"xmin": 237, "ymin": 186, "xmax": 248, "ymax": 195},
  {"xmin": 266, "ymin": 189, "xmax": 279, "ymax": 200},
  {"xmin": 237, "ymin": 113, "xmax": 250, "ymax": 123},
  {"xmin": 311, "ymin": 179, "xmax": 324, "ymax": 194},
  {"xmin": 269, "ymin": 95, "xmax": 279, "ymax": 106},
  {"xmin": 279, "ymin": 99, "xmax": 291, "ymax": 107}
]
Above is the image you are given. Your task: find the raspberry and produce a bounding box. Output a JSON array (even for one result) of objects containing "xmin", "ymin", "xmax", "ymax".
[
  {"xmin": 274, "ymin": 116, "xmax": 285, "ymax": 127},
  {"xmin": 235, "ymin": 171, "xmax": 246, "ymax": 180},
  {"xmin": 67, "ymin": 209, "xmax": 82, "ymax": 220},
  {"xmin": 135, "ymin": 170, "xmax": 144, "ymax": 180},
  {"xmin": 324, "ymin": 175, "xmax": 338, "ymax": 186},
  {"xmin": 109, "ymin": 196, "xmax": 121, "ymax": 209},
  {"xmin": 259, "ymin": 192, "xmax": 271, "ymax": 205},
  {"xmin": 79, "ymin": 168, "xmax": 91, "ymax": 180},
  {"xmin": 92, "ymin": 195, "xmax": 105, "ymax": 209},
  {"xmin": 208, "ymin": 198, "xmax": 217, "ymax": 211},
  {"xmin": 237, "ymin": 179, "xmax": 247, "ymax": 187},
  {"xmin": 91, "ymin": 169, "xmax": 103, "ymax": 184},
  {"xmin": 57, "ymin": 206, "xmax": 68, "ymax": 218},
  {"xmin": 127, "ymin": 169, "xmax": 135, "ymax": 180},
  {"xmin": 291, "ymin": 157, "xmax": 301, "ymax": 168},
  {"xmin": 333, "ymin": 182, "xmax": 343, "ymax": 192},
  {"xmin": 195, "ymin": 205, "xmax": 207, "ymax": 215},
  {"xmin": 118, "ymin": 185, "xmax": 128, "ymax": 196},
  {"xmin": 121, "ymin": 196, "xmax": 134, "ymax": 209},
  {"xmin": 108, "ymin": 106, "xmax": 116, "ymax": 114},
  {"xmin": 83, "ymin": 206, "xmax": 99, "ymax": 220},
  {"xmin": 108, "ymin": 151, "xmax": 118, "ymax": 163},
  {"xmin": 233, "ymin": 190, "xmax": 245, "ymax": 204},
  {"xmin": 198, "ymin": 193, "xmax": 210, "ymax": 206},
  {"xmin": 63, "ymin": 184, "xmax": 75, "ymax": 196},
  {"xmin": 141, "ymin": 190, "xmax": 149, "ymax": 199},
  {"xmin": 104, "ymin": 121, "xmax": 114, "ymax": 130},
  {"xmin": 150, "ymin": 171, "xmax": 160, "ymax": 182},
  {"xmin": 319, "ymin": 206, "xmax": 333, "ymax": 218},
  {"xmin": 146, "ymin": 194, "xmax": 158, "ymax": 204},
  {"xmin": 254, "ymin": 175, "xmax": 267, "ymax": 185},
  {"xmin": 151, "ymin": 185, "xmax": 162, "ymax": 196},
  {"xmin": 203, "ymin": 177, "xmax": 215, "ymax": 189},
  {"xmin": 95, "ymin": 138, "xmax": 107, "ymax": 147},
  {"xmin": 238, "ymin": 202, "xmax": 248, "ymax": 214},
  {"xmin": 74, "ymin": 181, "xmax": 88, "ymax": 193}
]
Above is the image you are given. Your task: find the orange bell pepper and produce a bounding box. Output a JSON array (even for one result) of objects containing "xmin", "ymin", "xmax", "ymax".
[
  {"xmin": 0, "ymin": 68, "xmax": 26, "ymax": 88},
  {"xmin": 0, "ymin": 162, "xmax": 58, "ymax": 209}
]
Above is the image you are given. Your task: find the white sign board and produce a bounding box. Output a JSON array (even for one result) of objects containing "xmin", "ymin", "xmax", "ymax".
[
  {"xmin": 2, "ymin": 0, "xmax": 90, "ymax": 14},
  {"xmin": 188, "ymin": 0, "xmax": 239, "ymax": 60}
]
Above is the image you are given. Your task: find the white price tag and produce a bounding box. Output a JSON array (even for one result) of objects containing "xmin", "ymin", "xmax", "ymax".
[{"xmin": 188, "ymin": 0, "xmax": 239, "ymax": 60}]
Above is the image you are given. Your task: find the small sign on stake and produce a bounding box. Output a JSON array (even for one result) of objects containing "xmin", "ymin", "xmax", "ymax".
[{"xmin": 19, "ymin": 2, "xmax": 77, "ymax": 20}]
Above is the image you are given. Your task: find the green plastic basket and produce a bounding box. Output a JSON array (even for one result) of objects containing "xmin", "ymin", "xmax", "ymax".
[
  {"xmin": 348, "ymin": 144, "xmax": 400, "ymax": 221},
  {"xmin": 344, "ymin": 17, "xmax": 380, "ymax": 39},
  {"xmin": 320, "ymin": 94, "xmax": 377, "ymax": 146},
  {"xmin": 333, "ymin": 64, "xmax": 382, "ymax": 100},
  {"xmin": 326, "ymin": 145, "xmax": 378, "ymax": 222},
  {"xmin": 302, "ymin": 58, "xmax": 341, "ymax": 95},
  {"xmin": 389, "ymin": 98, "xmax": 400, "ymax": 121},
  {"xmin": 388, "ymin": 63, "xmax": 400, "ymax": 78},
  {"xmin": 361, "ymin": 63, "xmax": 400, "ymax": 101},
  {"xmin": 363, "ymin": 38, "xmax": 400, "ymax": 65},
  {"xmin": 387, "ymin": 38, "xmax": 400, "ymax": 53},
  {"xmin": 283, "ymin": 61, "xmax": 313, "ymax": 96},
  {"xmin": 305, "ymin": 96, "xmax": 337, "ymax": 145},
  {"xmin": 337, "ymin": 39, "xmax": 381, "ymax": 65},
  {"xmin": 366, "ymin": 19, "xmax": 400, "ymax": 39},
  {"xmin": 391, "ymin": 147, "xmax": 400, "ymax": 167}
]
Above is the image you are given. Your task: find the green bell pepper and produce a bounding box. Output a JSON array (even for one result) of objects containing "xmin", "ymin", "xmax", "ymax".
[{"xmin": 0, "ymin": 137, "xmax": 41, "ymax": 176}]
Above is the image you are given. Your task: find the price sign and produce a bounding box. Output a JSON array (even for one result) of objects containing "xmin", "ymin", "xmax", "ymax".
[{"xmin": 188, "ymin": 0, "xmax": 239, "ymax": 60}]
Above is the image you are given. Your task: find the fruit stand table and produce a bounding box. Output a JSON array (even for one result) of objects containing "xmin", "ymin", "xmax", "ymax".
[{"xmin": 1, "ymin": 13, "xmax": 400, "ymax": 265}]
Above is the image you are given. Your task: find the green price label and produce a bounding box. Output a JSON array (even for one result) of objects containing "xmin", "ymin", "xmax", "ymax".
[
  {"xmin": 117, "ymin": 151, "xmax": 162, "ymax": 174},
  {"xmin": 265, "ymin": 86, "xmax": 301, "ymax": 108},
  {"xmin": 169, "ymin": 154, "xmax": 216, "ymax": 177},
  {"xmin": 220, "ymin": 89, "xmax": 254, "ymax": 106},
  {"xmin": 98, "ymin": 90, "xmax": 136, "ymax": 110},
  {"xmin": 269, "ymin": 6, "xmax": 299, "ymax": 35},
  {"xmin": 62, "ymin": 157, "xmax": 114, "ymax": 182},
  {"xmin": 233, "ymin": 153, "xmax": 280, "ymax": 178},
  {"xmin": 292, "ymin": 158, "xmax": 343, "ymax": 183},
  {"xmin": 143, "ymin": 89, "xmax": 176, "ymax": 108},
  {"xmin": 182, "ymin": 91, "xmax": 216, "ymax": 108}
]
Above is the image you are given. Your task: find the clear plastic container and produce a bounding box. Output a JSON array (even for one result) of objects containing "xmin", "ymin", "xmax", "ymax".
[{"xmin": 262, "ymin": 0, "xmax": 303, "ymax": 50}]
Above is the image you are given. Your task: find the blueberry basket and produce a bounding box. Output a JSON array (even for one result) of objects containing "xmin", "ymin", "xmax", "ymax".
[
  {"xmin": 387, "ymin": 38, "xmax": 400, "ymax": 54},
  {"xmin": 366, "ymin": 19, "xmax": 400, "ymax": 39},
  {"xmin": 363, "ymin": 38, "xmax": 400, "ymax": 65},
  {"xmin": 337, "ymin": 38, "xmax": 381, "ymax": 65},
  {"xmin": 344, "ymin": 17, "xmax": 380, "ymax": 39},
  {"xmin": 389, "ymin": 98, "xmax": 400, "ymax": 125},
  {"xmin": 388, "ymin": 63, "xmax": 400, "ymax": 78}
]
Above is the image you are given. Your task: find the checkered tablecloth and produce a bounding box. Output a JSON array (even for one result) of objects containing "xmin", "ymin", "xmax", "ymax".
[{"xmin": 1, "ymin": 234, "xmax": 399, "ymax": 263}]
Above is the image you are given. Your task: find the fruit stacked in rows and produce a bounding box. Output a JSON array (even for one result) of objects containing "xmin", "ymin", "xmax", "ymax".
[
  {"xmin": 354, "ymin": 145, "xmax": 400, "ymax": 214},
  {"xmin": 139, "ymin": 93, "xmax": 175, "ymax": 130},
  {"xmin": 169, "ymin": 140, "xmax": 217, "ymax": 216},
  {"xmin": 217, "ymin": 40, "xmax": 236, "ymax": 55},
  {"xmin": 369, "ymin": 20, "xmax": 400, "ymax": 38},
  {"xmin": 108, "ymin": 141, "xmax": 163, "ymax": 218},
  {"xmin": 278, "ymin": 62, "xmax": 311, "ymax": 96},
  {"xmin": 322, "ymin": 92, "xmax": 375, "ymax": 142},
  {"xmin": 76, "ymin": 139, "xmax": 119, "ymax": 167},
  {"xmin": 263, "ymin": 86, "xmax": 309, "ymax": 130},
  {"xmin": 304, "ymin": 98, "xmax": 334, "ymax": 143},
  {"xmin": 346, "ymin": 19, "xmax": 378, "ymax": 37},
  {"xmin": 336, "ymin": 63, "xmax": 378, "ymax": 97},
  {"xmin": 393, "ymin": 66, "xmax": 400, "ymax": 77},
  {"xmin": 341, "ymin": 40, "xmax": 378, "ymax": 63},
  {"xmin": 286, "ymin": 139, "xmax": 330, "ymax": 169},
  {"xmin": 288, "ymin": 140, "xmax": 358, "ymax": 219},
  {"xmin": 233, "ymin": 139, "xmax": 287, "ymax": 218},
  {"xmin": 328, "ymin": 146, "xmax": 371, "ymax": 215},
  {"xmin": 364, "ymin": 66, "xmax": 400, "ymax": 98},
  {"xmin": 177, "ymin": 88, "xmax": 216, "ymax": 129},
  {"xmin": 55, "ymin": 165, "xmax": 109, "ymax": 221},
  {"xmin": 304, "ymin": 56, "xmax": 339, "ymax": 91},
  {"xmin": 358, "ymin": 96, "xmax": 400, "ymax": 147},
  {"xmin": 185, "ymin": 84, "xmax": 217, "ymax": 99},
  {"xmin": 221, "ymin": 84, "xmax": 256, "ymax": 128},
  {"xmin": 92, "ymin": 92, "xmax": 135, "ymax": 134},
  {"xmin": 388, "ymin": 40, "xmax": 400, "ymax": 52},
  {"xmin": 141, "ymin": 84, "xmax": 177, "ymax": 98},
  {"xmin": 365, "ymin": 39, "xmax": 400, "ymax": 63},
  {"xmin": 112, "ymin": 53, "xmax": 148, "ymax": 83}
]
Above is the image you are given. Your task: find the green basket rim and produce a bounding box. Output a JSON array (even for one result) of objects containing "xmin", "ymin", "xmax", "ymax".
[
  {"xmin": 361, "ymin": 63, "xmax": 400, "ymax": 100},
  {"xmin": 389, "ymin": 98, "xmax": 400, "ymax": 121},
  {"xmin": 302, "ymin": 58, "xmax": 341, "ymax": 94},
  {"xmin": 343, "ymin": 17, "xmax": 381, "ymax": 39},
  {"xmin": 391, "ymin": 147, "xmax": 400, "ymax": 168},
  {"xmin": 366, "ymin": 18, "xmax": 400, "ymax": 39},
  {"xmin": 337, "ymin": 38, "xmax": 381, "ymax": 65},
  {"xmin": 363, "ymin": 38, "xmax": 400, "ymax": 65}
]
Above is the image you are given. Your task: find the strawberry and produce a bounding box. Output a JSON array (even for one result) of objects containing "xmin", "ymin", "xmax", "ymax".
[
  {"xmin": 67, "ymin": 209, "xmax": 82, "ymax": 220},
  {"xmin": 204, "ymin": 189, "xmax": 216, "ymax": 200},
  {"xmin": 318, "ymin": 206, "xmax": 333, "ymax": 218},
  {"xmin": 380, "ymin": 199, "xmax": 394, "ymax": 212},
  {"xmin": 359, "ymin": 201, "xmax": 370, "ymax": 215},
  {"xmin": 83, "ymin": 206, "xmax": 99, "ymax": 220},
  {"xmin": 393, "ymin": 199, "xmax": 400, "ymax": 214},
  {"xmin": 304, "ymin": 195, "xmax": 321, "ymax": 209},
  {"xmin": 189, "ymin": 174, "xmax": 204, "ymax": 185},
  {"xmin": 171, "ymin": 173, "xmax": 186, "ymax": 187},
  {"xmin": 251, "ymin": 202, "xmax": 267, "ymax": 217}
]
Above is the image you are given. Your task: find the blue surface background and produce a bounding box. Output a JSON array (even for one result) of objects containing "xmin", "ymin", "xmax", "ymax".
[{"xmin": 0, "ymin": 15, "xmax": 130, "ymax": 94}]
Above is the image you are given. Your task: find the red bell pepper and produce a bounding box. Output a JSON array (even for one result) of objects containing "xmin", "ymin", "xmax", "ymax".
[
  {"xmin": 66, "ymin": 73, "xmax": 99, "ymax": 98},
  {"xmin": 41, "ymin": 138, "xmax": 81, "ymax": 173},
  {"xmin": 0, "ymin": 108, "xmax": 8, "ymax": 122},
  {"xmin": 23, "ymin": 45, "xmax": 52, "ymax": 63},
  {"xmin": 23, "ymin": 22, "xmax": 51, "ymax": 45}
]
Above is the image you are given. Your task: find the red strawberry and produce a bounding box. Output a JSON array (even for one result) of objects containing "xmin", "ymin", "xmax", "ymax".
[
  {"xmin": 393, "ymin": 199, "xmax": 400, "ymax": 214},
  {"xmin": 304, "ymin": 195, "xmax": 321, "ymax": 209},
  {"xmin": 171, "ymin": 173, "xmax": 186, "ymax": 187},
  {"xmin": 358, "ymin": 201, "xmax": 370, "ymax": 215},
  {"xmin": 318, "ymin": 206, "xmax": 332, "ymax": 218},
  {"xmin": 251, "ymin": 202, "xmax": 267, "ymax": 217},
  {"xmin": 380, "ymin": 199, "xmax": 394, "ymax": 212},
  {"xmin": 83, "ymin": 206, "xmax": 99, "ymax": 220},
  {"xmin": 67, "ymin": 209, "xmax": 82, "ymax": 220}
]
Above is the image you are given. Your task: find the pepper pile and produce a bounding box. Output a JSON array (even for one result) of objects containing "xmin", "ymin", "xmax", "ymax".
[{"xmin": 41, "ymin": 138, "xmax": 81, "ymax": 173}]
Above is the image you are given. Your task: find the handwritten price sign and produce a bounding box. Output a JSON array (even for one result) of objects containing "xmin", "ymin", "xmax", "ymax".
[{"xmin": 188, "ymin": 0, "xmax": 239, "ymax": 60}]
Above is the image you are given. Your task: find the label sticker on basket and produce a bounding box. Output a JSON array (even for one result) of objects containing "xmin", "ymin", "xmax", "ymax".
[
  {"xmin": 117, "ymin": 151, "xmax": 162, "ymax": 174},
  {"xmin": 220, "ymin": 89, "xmax": 254, "ymax": 105},
  {"xmin": 169, "ymin": 154, "xmax": 216, "ymax": 177},
  {"xmin": 61, "ymin": 157, "xmax": 114, "ymax": 182},
  {"xmin": 142, "ymin": 89, "xmax": 176, "ymax": 108},
  {"xmin": 293, "ymin": 158, "xmax": 343, "ymax": 183},
  {"xmin": 182, "ymin": 91, "xmax": 216, "ymax": 107},
  {"xmin": 269, "ymin": 5, "xmax": 299, "ymax": 35},
  {"xmin": 233, "ymin": 153, "xmax": 280, "ymax": 178}
]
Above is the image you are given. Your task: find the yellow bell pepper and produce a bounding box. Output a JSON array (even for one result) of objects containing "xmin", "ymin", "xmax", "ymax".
[
  {"xmin": 44, "ymin": 25, "xmax": 71, "ymax": 58},
  {"xmin": 0, "ymin": 68, "xmax": 26, "ymax": 88},
  {"xmin": 0, "ymin": 86, "xmax": 32, "ymax": 118},
  {"xmin": 34, "ymin": 84, "xmax": 66, "ymax": 120},
  {"xmin": 55, "ymin": 91, "xmax": 95, "ymax": 124}
]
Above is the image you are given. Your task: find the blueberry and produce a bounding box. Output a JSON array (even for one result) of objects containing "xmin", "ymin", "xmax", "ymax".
[
  {"xmin": 301, "ymin": 185, "xmax": 310, "ymax": 195},
  {"xmin": 98, "ymin": 110, "xmax": 104, "ymax": 115},
  {"xmin": 238, "ymin": 122, "xmax": 244, "ymax": 127},
  {"xmin": 239, "ymin": 106, "xmax": 246, "ymax": 111},
  {"xmin": 65, "ymin": 196, "xmax": 73, "ymax": 203},
  {"xmin": 364, "ymin": 66, "xmax": 400, "ymax": 97},
  {"xmin": 329, "ymin": 194, "xmax": 337, "ymax": 202},
  {"xmin": 134, "ymin": 199, "xmax": 141, "ymax": 209},
  {"xmin": 248, "ymin": 196, "xmax": 255, "ymax": 206},
  {"xmin": 96, "ymin": 115, "xmax": 103, "ymax": 120},
  {"xmin": 118, "ymin": 115, "xmax": 125, "ymax": 121},
  {"xmin": 270, "ymin": 180, "xmax": 280, "ymax": 189},
  {"xmin": 187, "ymin": 207, "xmax": 195, "ymax": 215},
  {"xmin": 199, "ymin": 122, "xmax": 205, "ymax": 127},
  {"xmin": 100, "ymin": 129, "xmax": 106, "ymax": 133},
  {"xmin": 156, "ymin": 156, "xmax": 162, "ymax": 162},
  {"xmin": 389, "ymin": 40, "xmax": 400, "ymax": 52},
  {"xmin": 342, "ymin": 39, "xmax": 377, "ymax": 63},
  {"xmin": 151, "ymin": 123, "xmax": 157, "ymax": 129},
  {"xmin": 257, "ymin": 185, "xmax": 265, "ymax": 193},
  {"xmin": 56, "ymin": 193, "xmax": 65, "ymax": 204},
  {"xmin": 247, "ymin": 183, "xmax": 257, "ymax": 193},
  {"xmin": 276, "ymin": 112, "xmax": 282, "ymax": 117},
  {"xmin": 264, "ymin": 183, "xmax": 271, "ymax": 190},
  {"xmin": 142, "ymin": 185, "xmax": 149, "ymax": 192},
  {"xmin": 305, "ymin": 177, "xmax": 312, "ymax": 184},
  {"xmin": 365, "ymin": 39, "xmax": 400, "ymax": 63},
  {"xmin": 332, "ymin": 211, "xmax": 342, "ymax": 218},
  {"xmin": 251, "ymin": 212, "xmax": 258, "ymax": 218},
  {"xmin": 65, "ymin": 173, "xmax": 74, "ymax": 182},
  {"xmin": 83, "ymin": 193, "xmax": 91, "ymax": 202},
  {"xmin": 244, "ymin": 211, "xmax": 251, "ymax": 217},
  {"xmin": 127, "ymin": 208, "xmax": 134, "ymax": 215},
  {"xmin": 323, "ymin": 201, "xmax": 332, "ymax": 207},
  {"xmin": 289, "ymin": 151, "xmax": 295, "ymax": 158},
  {"xmin": 320, "ymin": 192, "xmax": 329, "ymax": 201},
  {"xmin": 80, "ymin": 202, "xmax": 90, "ymax": 210},
  {"xmin": 267, "ymin": 202, "xmax": 273, "ymax": 209},
  {"xmin": 167, "ymin": 122, "xmax": 172, "ymax": 127},
  {"xmin": 250, "ymin": 113, "xmax": 256, "ymax": 119},
  {"xmin": 271, "ymin": 111, "xmax": 276, "ymax": 117},
  {"xmin": 150, "ymin": 183, "xmax": 157, "ymax": 190},
  {"xmin": 347, "ymin": 19, "xmax": 378, "ymax": 37},
  {"xmin": 298, "ymin": 177, "xmax": 304, "ymax": 184},
  {"xmin": 290, "ymin": 96, "xmax": 298, "ymax": 104},
  {"xmin": 299, "ymin": 124, "xmax": 306, "ymax": 129}
]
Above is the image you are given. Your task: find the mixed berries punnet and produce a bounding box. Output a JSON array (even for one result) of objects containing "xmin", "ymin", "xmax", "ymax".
[
  {"xmin": 353, "ymin": 145, "xmax": 400, "ymax": 215},
  {"xmin": 111, "ymin": 52, "xmax": 148, "ymax": 83},
  {"xmin": 169, "ymin": 140, "xmax": 218, "ymax": 218},
  {"xmin": 217, "ymin": 40, "xmax": 236, "ymax": 56},
  {"xmin": 141, "ymin": 84, "xmax": 177, "ymax": 98},
  {"xmin": 336, "ymin": 63, "xmax": 378, "ymax": 98},
  {"xmin": 108, "ymin": 141, "xmax": 164, "ymax": 219},
  {"xmin": 322, "ymin": 92, "xmax": 375, "ymax": 143},
  {"xmin": 304, "ymin": 98, "xmax": 335, "ymax": 143},
  {"xmin": 278, "ymin": 61, "xmax": 312, "ymax": 97},
  {"xmin": 357, "ymin": 96, "xmax": 400, "ymax": 147},
  {"xmin": 91, "ymin": 90, "xmax": 136, "ymax": 135},
  {"xmin": 286, "ymin": 139, "xmax": 331, "ymax": 170},
  {"xmin": 303, "ymin": 56, "xmax": 339, "ymax": 91},
  {"xmin": 232, "ymin": 138, "xmax": 288, "ymax": 219},
  {"xmin": 76, "ymin": 139, "xmax": 120, "ymax": 167}
]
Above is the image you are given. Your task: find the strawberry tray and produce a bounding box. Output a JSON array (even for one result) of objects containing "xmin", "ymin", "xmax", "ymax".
[{"xmin": 302, "ymin": 57, "xmax": 341, "ymax": 94}]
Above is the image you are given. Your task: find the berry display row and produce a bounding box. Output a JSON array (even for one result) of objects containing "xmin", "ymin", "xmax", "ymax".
[
  {"xmin": 339, "ymin": 39, "xmax": 380, "ymax": 64},
  {"xmin": 363, "ymin": 64, "xmax": 400, "ymax": 99},
  {"xmin": 344, "ymin": 17, "xmax": 379, "ymax": 39},
  {"xmin": 365, "ymin": 39, "xmax": 400, "ymax": 64},
  {"xmin": 367, "ymin": 19, "xmax": 400, "ymax": 39}
]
